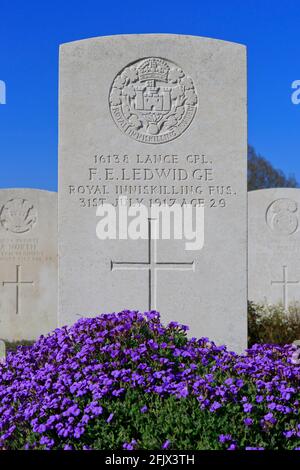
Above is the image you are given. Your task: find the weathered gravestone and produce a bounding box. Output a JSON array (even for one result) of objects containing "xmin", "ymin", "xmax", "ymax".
[
  {"xmin": 0, "ymin": 189, "xmax": 57, "ymax": 341},
  {"xmin": 248, "ymin": 188, "xmax": 300, "ymax": 308},
  {"xmin": 59, "ymin": 34, "xmax": 247, "ymax": 351}
]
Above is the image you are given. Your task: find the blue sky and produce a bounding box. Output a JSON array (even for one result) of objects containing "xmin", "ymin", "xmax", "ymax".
[{"xmin": 0, "ymin": 0, "xmax": 299, "ymax": 190}]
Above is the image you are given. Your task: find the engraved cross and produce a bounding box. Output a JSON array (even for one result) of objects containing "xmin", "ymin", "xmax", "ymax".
[
  {"xmin": 111, "ymin": 218, "xmax": 195, "ymax": 310},
  {"xmin": 2, "ymin": 265, "xmax": 34, "ymax": 314},
  {"xmin": 271, "ymin": 265, "xmax": 299, "ymax": 310}
]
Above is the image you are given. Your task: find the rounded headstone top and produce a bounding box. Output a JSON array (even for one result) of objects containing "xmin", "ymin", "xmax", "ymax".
[{"xmin": 59, "ymin": 33, "xmax": 246, "ymax": 51}]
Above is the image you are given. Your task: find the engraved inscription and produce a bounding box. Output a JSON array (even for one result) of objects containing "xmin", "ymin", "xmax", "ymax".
[
  {"xmin": 111, "ymin": 218, "xmax": 195, "ymax": 309},
  {"xmin": 0, "ymin": 238, "xmax": 50, "ymax": 262},
  {"xmin": 67, "ymin": 152, "xmax": 237, "ymax": 209},
  {"xmin": 109, "ymin": 57, "xmax": 197, "ymax": 144},
  {"xmin": 266, "ymin": 199, "xmax": 298, "ymax": 235},
  {"xmin": 0, "ymin": 198, "xmax": 37, "ymax": 234}
]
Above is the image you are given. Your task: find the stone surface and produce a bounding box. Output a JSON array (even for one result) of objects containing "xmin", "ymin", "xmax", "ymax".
[
  {"xmin": 248, "ymin": 188, "xmax": 300, "ymax": 308},
  {"xmin": 0, "ymin": 189, "xmax": 57, "ymax": 341},
  {"xmin": 59, "ymin": 34, "xmax": 247, "ymax": 352},
  {"xmin": 0, "ymin": 339, "xmax": 5, "ymax": 363}
]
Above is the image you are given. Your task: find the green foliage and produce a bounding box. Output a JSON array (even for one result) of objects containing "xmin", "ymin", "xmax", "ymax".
[
  {"xmin": 4, "ymin": 340, "xmax": 34, "ymax": 353},
  {"xmin": 248, "ymin": 301, "xmax": 300, "ymax": 346},
  {"xmin": 248, "ymin": 145, "xmax": 298, "ymax": 190},
  {"xmin": 67, "ymin": 390, "xmax": 288, "ymax": 450}
]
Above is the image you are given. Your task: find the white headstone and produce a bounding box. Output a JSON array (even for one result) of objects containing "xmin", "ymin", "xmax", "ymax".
[
  {"xmin": 0, "ymin": 189, "xmax": 57, "ymax": 341},
  {"xmin": 248, "ymin": 188, "xmax": 300, "ymax": 308},
  {"xmin": 0, "ymin": 339, "xmax": 5, "ymax": 363},
  {"xmin": 59, "ymin": 34, "xmax": 247, "ymax": 352}
]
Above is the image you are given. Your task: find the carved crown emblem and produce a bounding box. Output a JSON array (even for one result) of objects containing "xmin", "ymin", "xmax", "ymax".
[
  {"xmin": 138, "ymin": 58, "xmax": 169, "ymax": 83},
  {"xmin": 0, "ymin": 198, "xmax": 37, "ymax": 234},
  {"xmin": 109, "ymin": 57, "xmax": 198, "ymax": 144}
]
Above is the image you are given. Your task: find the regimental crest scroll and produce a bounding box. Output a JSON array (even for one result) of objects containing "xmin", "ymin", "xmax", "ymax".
[
  {"xmin": 0, "ymin": 198, "xmax": 37, "ymax": 234},
  {"xmin": 266, "ymin": 198, "xmax": 299, "ymax": 235},
  {"xmin": 109, "ymin": 57, "xmax": 198, "ymax": 144}
]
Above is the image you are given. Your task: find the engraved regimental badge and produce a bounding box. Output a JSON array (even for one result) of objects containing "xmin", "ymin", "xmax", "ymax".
[
  {"xmin": 109, "ymin": 57, "xmax": 198, "ymax": 144},
  {"xmin": 266, "ymin": 198, "xmax": 298, "ymax": 235},
  {"xmin": 0, "ymin": 198, "xmax": 37, "ymax": 234}
]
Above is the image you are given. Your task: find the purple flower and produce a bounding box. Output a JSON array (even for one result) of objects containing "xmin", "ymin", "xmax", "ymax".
[
  {"xmin": 256, "ymin": 395, "xmax": 264, "ymax": 403},
  {"xmin": 244, "ymin": 418, "xmax": 253, "ymax": 426},
  {"xmin": 224, "ymin": 378, "xmax": 233, "ymax": 386},
  {"xmin": 243, "ymin": 403, "xmax": 253, "ymax": 413},
  {"xmin": 210, "ymin": 401, "xmax": 222, "ymax": 412},
  {"xmin": 219, "ymin": 434, "xmax": 232, "ymax": 443},
  {"xmin": 227, "ymin": 444, "xmax": 237, "ymax": 450},
  {"xmin": 162, "ymin": 440, "xmax": 170, "ymax": 449},
  {"xmin": 0, "ymin": 310, "xmax": 298, "ymax": 450},
  {"xmin": 245, "ymin": 447, "xmax": 264, "ymax": 450},
  {"xmin": 106, "ymin": 413, "xmax": 114, "ymax": 423},
  {"xmin": 40, "ymin": 436, "xmax": 54, "ymax": 448},
  {"xmin": 123, "ymin": 439, "xmax": 137, "ymax": 450},
  {"xmin": 263, "ymin": 412, "xmax": 277, "ymax": 425},
  {"xmin": 64, "ymin": 444, "xmax": 73, "ymax": 450},
  {"xmin": 36, "ymin": 424, "xmax": 47, "ymax": 434}
]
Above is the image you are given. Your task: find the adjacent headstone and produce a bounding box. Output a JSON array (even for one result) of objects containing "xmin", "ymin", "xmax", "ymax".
[
  {"xmin": 0, "ymin": 339, "xmax": 5, "ymax": 363},
  {"xmin": 59, "ymin": 34, "xmax": 247, "ymax": 352},
  {"xmin": 0, "ymin": 189, "xmax": 57, "ymax": 341},
  {"xmin": 248, "ymin": 188, "xmax": 300, "ymax": 308}
]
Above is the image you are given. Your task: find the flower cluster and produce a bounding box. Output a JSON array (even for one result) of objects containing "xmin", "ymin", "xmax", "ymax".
[{"xmin": 0, "ymin": 310, "xmax": 299, "ymax": 450}]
